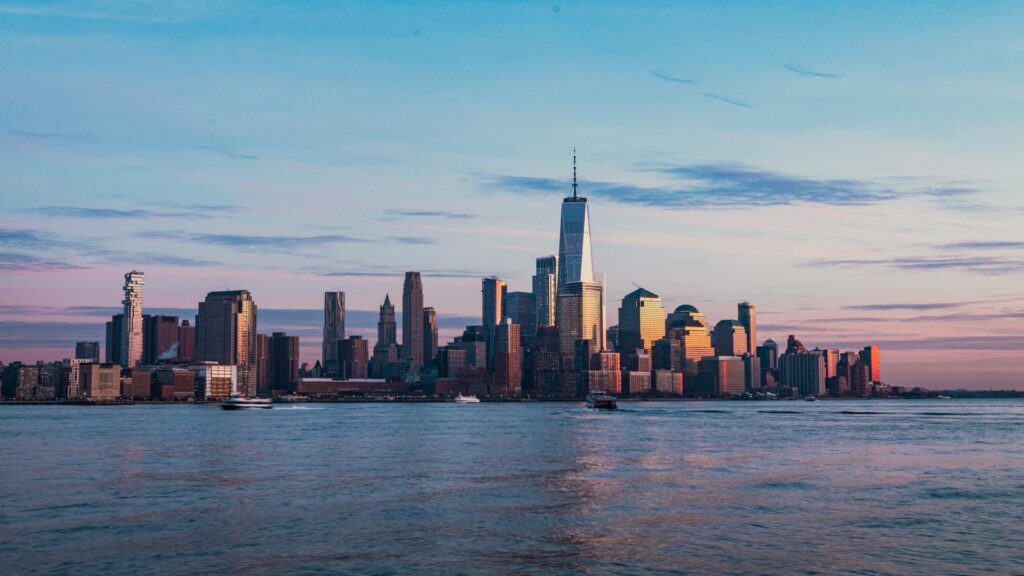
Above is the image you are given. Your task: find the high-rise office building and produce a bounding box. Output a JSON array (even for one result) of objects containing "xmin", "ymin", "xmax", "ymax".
[
  {"xmin": 662, "ymin": 305, "xmax": 714, "ymax": 376},
  {"xmin": 860, "ymin": 345, "xmax": 880, "ymax": 382},
  {"xmin": 196, "ymin": 290, "xmax": 258, "ymax": 396},
  {"xmin": 490, "ymin": 319, "xmax": 521, "ymax": 397},
  {"xmin": 178, "ymin": 320, "xmax": 195, "ymax": 361},
  {"xmin": 105, "ymin": 313, "xmax": 123, "ymax": 365},
  {"xmin": 756, "ymin": 339, "xmax": 779, "ymax": 372},
  {"xmin": 75, "ymin": 341, "xmax": 100, "ymax": 363},
  {"xmin": 377, "ymin": 294, "xmax": 397, "ymax": 347},
  {"xmin": 556, "ymin": 280, "xmax": 604, "ymax": 355},
  {"xmin": 618, "ymin": 287, "xmax": 666, "ymax": 354},
  {"xmin": 254, "ymin": 333, "xmax": 270, "ymax": 395},
  {"xmin": 533, "ymin": 256, "xmax": 557, "ymax": 328},
  {"xmin": 503, "ymin": 291, "xmax": 536, "ymax": 348},
  {"xmin": 737, "ymin": 301, "xmax": 756, "ymax": 359},
  {"xmin": 557, "ymin": 152, "xmax": 594, "ymax": 296},
  {"xmin": 712, "ymin": 319, "xmax": 748, "ymax": 357},
  {"xmin": 120, "ymin": 270, "xmax": 144, "ymax": 368},
  {"xmin": 323, "ymin": 291, "xmax": 346, "ymax": 370},
  {"xmin": 338, "ymin": 335, "xmax": 369, "ymax": 380},
  {"xmin": 371, "ymin": 295, "xmax": 399, "ymax": 378},
  {"xmin": 401, "ymin": 272, "xmax": 424, "ymax": 371},
  {"xmin": 267, "ymin": 332, "xmax": 299, "ymax": 393},
  {"xmin": 481, "ymin": 277, "xmax": 507, "ymax": 367},
  {"xmin": 696, "ymin": 356, "xmax": 746, "ymax": 397},
  {"xmin": 422, "ymin": 307, "xmax": 438, "ymax": 365},
  {"xmin": 143, "ymin": 314, "xmax": 179, "ymax": 364},
  {"xmin": 779, "ymin": 348, "xmax": 826, "ymax": 397}
]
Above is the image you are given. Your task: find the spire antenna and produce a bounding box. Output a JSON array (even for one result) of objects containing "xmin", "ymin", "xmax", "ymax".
[{"xmin": 572, "ymin": 147, "xmax": 578, "ymax": 199}]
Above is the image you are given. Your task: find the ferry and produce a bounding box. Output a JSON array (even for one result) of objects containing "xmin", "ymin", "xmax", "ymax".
[
  {"xmin": 454, "ymin": 393, "xmax": 480, "ymax": 404},
  {"xmin": 221, "ymin": 396, "xmax": 273, "ymax": 410},
  {"xmin": 804, "ymin": 395, "xmax": 818, "ymax": 402},
  {"xmin": 586, "ymin": 390, "xmax": 618, "ymax": 410}
]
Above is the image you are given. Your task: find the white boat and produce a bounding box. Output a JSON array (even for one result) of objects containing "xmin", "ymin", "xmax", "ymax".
[
  {"xmin": 221, "ymin": 396, "xmax": 272, "ymax": 410},
  {"xmin": 454, "ymin": 393, "xmax": 480, "ymax": 404},
  {"xmin": 804, "ymin": 395, "xmax": 818, "ymax": 402},
  {"xmin": 586, "ymin": 390, "xmax": 617, "ymax": 410}
]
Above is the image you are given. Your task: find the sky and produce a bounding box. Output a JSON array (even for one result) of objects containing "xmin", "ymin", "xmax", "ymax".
[{"xmin": 1, "ymin": 1, "xmax": 1022, "ymax": 389}]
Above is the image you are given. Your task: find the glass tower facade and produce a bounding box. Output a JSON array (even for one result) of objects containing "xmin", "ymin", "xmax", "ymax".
[{"xmin": 121, "ymin": 270, "xmax": 144, "ymax": 368}]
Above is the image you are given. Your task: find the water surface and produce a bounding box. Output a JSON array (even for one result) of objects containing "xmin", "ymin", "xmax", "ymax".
[{"xmin": 2, "ymin": 399, "xmax": 1023, "ymax": 575}]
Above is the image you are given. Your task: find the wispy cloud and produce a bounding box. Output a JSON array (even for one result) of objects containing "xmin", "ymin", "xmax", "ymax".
[
  {"xmin": 781, "ymin": 63, "xmax": 842, "ymax": 79},
  {"xmin": 133, "ymin": 231, "xmax": 370, "ymax": 251},
  {"xmin": 484, "ymin": 163, "xmax": 906, "ymax": 209},
  {"xmin": 5, "ymin": 129, "xmax": 97, "ymax": 144},
  {"xmin": 702, "ymin": 92, "xmax": 752, "ymax": 108},
  {"xmin": 27, "ymin": 205, "xmax": 241, "ymax": 219},
  {"xmin": 194, "ymin": 145, "xmax": 258, "ymax": 161},
  {"xmin": 938, "ymin": 241, "xmax": 1024, "ymax": 250},
  {"xmin": 843, "ymin": 302, "xmax": 975, "ymax": 311},
  {"xmin": 322, "ymin": 266, "xmax": 499, "ymax": 279},
  {"xmin": 381, "ymin": 209, "xmax": 476, "ymax": 220},
  {"xmin": 648, "ymin": 69, "xmax": 698, "ymax": 85},
  {"xmin": 387, "ymin": 236, "xmax": 438, "ymax": 245},
  {"xmin": 809, "ymin": 256, "xmax": 1024, "ymax": 275},
  {"xmin": 0, "ymin": 253, "xmax": 87, "ymax": 271}
]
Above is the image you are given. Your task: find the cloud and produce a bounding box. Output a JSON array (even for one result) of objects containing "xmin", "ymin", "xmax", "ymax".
[
  {"xmin": 781, "ymin": 63, "xmax": 842, "ymax": 79},
  {"xmin": 938, "ymin": 241, "xmax": 1024, "ymax": 250},
  {"xmin": 844, "ymin": 302, "xmax": 974, "ymax": 311},
  {"xmin": 809, "ymin": 256, "xmax": 1024, "ymax": 275},
  {"xmin": 702, "ymin": 92, "xmax": 752, "ymax": 108},
  {"xmin": 133, "ymin": 231, "xmax": 370, "ymax": 251},
  {"xmin": 483, "ymin": 163, "xmax": 905, "ymax": 209},
  {"xmin": 0, "ymin": 253, "xmax": 87, "ymax": 271},
  {"xmin": 323, "ymin": 267, "xmax": 500, "ymax": 279},
  {"xmin": 648, "ymin": 70, "xmax": 698, "ymax": 85},
  {"xmin": 387, "ymin": 236, "xmax": 438, "ymax": 245},
  {"xmin": 27, "ymin": 205, "xmax": 239, "ymax": 219},
  {"xmin": 381, "ymin": 209, "xmax": 476, "ymax": 220},
  {"xmin": 5, "ymin": 129, "xmax": 97, "ymax": 144},
  {"xmin": 194, "ymin": 145, "xmax": 258, "ymax": 161},
  {"xmin": 825, "ymin": 335, "xmax": 1024, "ymax": 352}
]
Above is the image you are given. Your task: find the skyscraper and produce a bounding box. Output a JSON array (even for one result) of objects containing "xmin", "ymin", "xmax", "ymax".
[
  {"xmin": 196, "ymin": 290, "xmax": 258, "ymax": 396},
  {"xmin": 323, "ymin": 291, "xmax": 346, "ymax": 370},
  {"xmin": 860, "ymin": 345, "xmax": 880, "ymax": 382},
  {"xmin": 481, "ymin": 276, "xmax": 507, "ymax": 367},
  {"xmin": 75, "ymin": 341, "xmax": 100, "ymax": 363},
  {"xmin": 422, "ymin": 307, "xmax": 438, "ymax": 364},
  {"xmin": 618, "ymin": 287, "xmax": 666, "ymax": 354},
  {"xmin": 738, "ymin": 301, "xmax": 756, "ymax": 357},
  {"xmin": 178, "ymin": 320, "xmax": 195, "ymax": 362},
  {"xmin": 490, "ymin": 319, "xmax": 522, "ymax": 397},
  {"xmin": 268, "ymin": 332, "xmax": 299, "ymax": 393},
  {"xmin": 503, "ymin": 291, "xmax": 536, "ymax": 348},
  {"xmin": 532, "ymin": 255, "xmax": 557, "ymax": 328},
  {"xmin": 557, "ymin": 152, "xmax": 594, "ymax": 296},
  {"xmin": 556, "ymin": 280, "xmax": 604, "ymax": 355},
  {"xmin": 662, "ymin": 305, "xmax": 714, "ymax": 376},
  {"xmin": 121, "ymin": 270, "xmax": 144, "ymax": 368},
  {"xmin": 338, "ymin": 335, "xmax": 369, "ymax": 379},
  {"xmin": 712, "ymin": 319, "xmax": 748, "ymax": 357},
  {"xmin": 105, "ymin": 313, "xmax": 123, "ymax": 365},
  {"xmin": 143, "ymin": 314, "xmax": 179, "ymax": 364},
  {"xmin": 378, "ymin": 294, "xmax": 397, "ymax": 346},
  {"xmin": 401, "ymin": 272, "xmax": 424, "ymax": 371}
]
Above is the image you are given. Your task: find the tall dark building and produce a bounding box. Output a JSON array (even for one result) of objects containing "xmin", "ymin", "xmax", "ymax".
[
  {"xmin": 371, "ymin": 294, "xmax": 399, "ymax": 378},
  {"xmin": 105, "ymin": 313, "xmax": 123, "ymax": 365},
  {"xmin": 178, "ymin": 320, "xmax": 195, "ymax": 362},
  {"xmin": 269, "ymin": 332, "xmax": 299, "ymax": 393},
  {"xmin": 503, "ymin": 291, "xmax": 537, "ymax": 349},
  {"xmin": 75, "ymin": 341, "xmax": 100, "ymax": 363},
  {"xmin": 323, "ymin": 291, "xmax": 345, "ymax": 371},
  {"xmin": 401, "ymin": 272, "xmax": 424, "ymax": 371},
  {"xmin": 196, "ymin": 290, "xmax": 258, "ymax": 396},
  {"xmin": 338, "ymin": 335, "xmax": 369, "ymax": 380},
  {"xmin": 482, "ymin": 277, "xmax": 507, "ymax": 368},
  {"xmin": 737, "ymin": 301, "xmax": 757, "ymax": 360},
  {"xmin": 490, "ymin": 319, "xmax": 521, "ymax": 397},
  {"xmin": 532, "ymin": 255, "xmax": 557, "ymax": 328},
  {"xmin": 254, "ymin": 333, "xmax": 270, "ymax": 396},
  {"xmin": 143, "ymin": 314, "xmax": 179, "ymax": 364},
  {"xmin": 422, "ymin": 307, "xmax": 438, "ymax": 365}
]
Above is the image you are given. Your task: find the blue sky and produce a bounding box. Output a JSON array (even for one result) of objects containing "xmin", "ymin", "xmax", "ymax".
[{"xmin": 1, "ymin": 1, "xmax": 1022, "ymax": 388}]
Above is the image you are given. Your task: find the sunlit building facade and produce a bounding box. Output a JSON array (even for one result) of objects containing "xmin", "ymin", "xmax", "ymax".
[
  {"xmin": 532, "ymin": 255, "xmax": 557, "ymax": 328},
  {"xmin": 481, "ymin": 276, "xmax": 507, "ymax": 367},
  {"xmin": 196, "ymin": 290, "xmax": 257, "ymax": 396},
  {"xmin": 737, "ymin": 301, "xmax": 756, "ymax": 359},
  {"xmin": 618, "ymin": 288, "xmax": 666, "ymax": 354},
  {"xmin": 557, "ymin": 280, "xmax": 604, "ymax": 355},
  {"xmin": 712, "ymin": 319, "xmax": 748, "ymax": 357},
  {"xmin": 121, "ymin": 270, "xmax": 144, "ymax": 368}
]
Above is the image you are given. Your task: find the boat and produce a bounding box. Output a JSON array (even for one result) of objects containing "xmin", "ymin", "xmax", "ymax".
[
  {"xmin": 804, "ymin": 395, "xmax": 818, "ymax": 402},
  {"xmin": 454, "ymin": 393, "xmax": 480, "ymax": 404},
  {"xmin": 586, "ymin": 390, "xmax": 617, "ymax": 410},
  {"xmin": 220, "ymin": 396, "xmax": 272, "ymax": 410},
  {"xmin": 273, "ymin": 394, "xmax": 308, "ymax": 403}
]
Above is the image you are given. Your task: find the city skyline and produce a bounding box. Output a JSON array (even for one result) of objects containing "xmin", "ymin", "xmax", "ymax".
[{"xmin": 1, "ymin": 2, "xmax": 1022, "ymax": 390}]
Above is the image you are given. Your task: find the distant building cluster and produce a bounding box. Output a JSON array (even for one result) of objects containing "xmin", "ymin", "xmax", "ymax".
[{"xmin": 1, "ymin": 159, "xmax": 890, "ymax": 401}]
